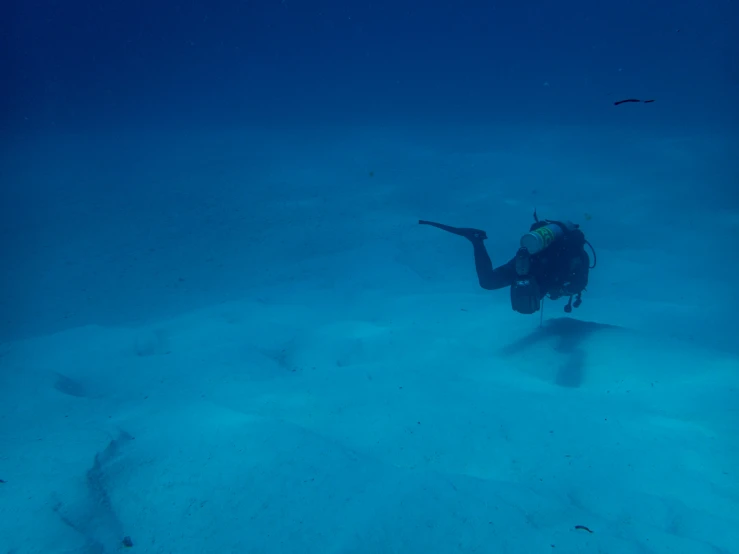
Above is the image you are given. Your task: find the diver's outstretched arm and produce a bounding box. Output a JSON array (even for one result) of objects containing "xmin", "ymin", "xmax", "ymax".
[{"xmin": 419, "ymin": 219, "xmax": 515, "ymax": 290}]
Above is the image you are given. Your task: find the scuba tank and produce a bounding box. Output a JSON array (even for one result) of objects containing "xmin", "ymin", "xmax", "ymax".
[{"xmin": 520, "ymin": 220, "xmax": 579, "ymax": 254}]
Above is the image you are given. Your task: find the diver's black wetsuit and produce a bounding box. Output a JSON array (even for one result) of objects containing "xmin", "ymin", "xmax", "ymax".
[{"xmin": 419, "ymin": 219, "xmax": 591, "ymax": 312}]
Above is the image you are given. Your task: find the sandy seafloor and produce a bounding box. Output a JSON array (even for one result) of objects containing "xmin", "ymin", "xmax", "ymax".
[{"xmin": 0, "ymin": 124, "xmax": 737, "ymax": 553}]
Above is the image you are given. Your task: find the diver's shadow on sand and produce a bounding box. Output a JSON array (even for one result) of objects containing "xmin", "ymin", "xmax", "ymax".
[{"xmin": 499, "ymin": 317, "xmax": 625, "ymax": 388}]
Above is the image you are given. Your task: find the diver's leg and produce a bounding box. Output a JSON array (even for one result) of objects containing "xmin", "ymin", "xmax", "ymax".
[
  {"xmin": 419, "ymin": 220, "xmax": 487, "ymax": 241},
  {"xmin": 419, "ymin": 220, "xmax": 499, "ymax": 289},
  {"xmin": 470, "ymin": 237, "xmax": 500, "ymax": 289}
]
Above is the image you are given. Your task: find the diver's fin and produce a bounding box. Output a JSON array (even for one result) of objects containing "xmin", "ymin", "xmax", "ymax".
[{"xmin": 419, "ymin": 220, "xmax": 487, "ymax": 241}]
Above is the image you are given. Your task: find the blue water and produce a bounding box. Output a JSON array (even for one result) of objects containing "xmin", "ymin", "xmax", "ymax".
[{"xmin": 1, "ymin": 1, "xmax": 738, "ymax": 553}]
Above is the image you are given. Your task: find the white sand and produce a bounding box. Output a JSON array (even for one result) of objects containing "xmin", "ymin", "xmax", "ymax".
[{"xmin": 1, "ymin": 124, "xmax": 737, "ymax": 553}]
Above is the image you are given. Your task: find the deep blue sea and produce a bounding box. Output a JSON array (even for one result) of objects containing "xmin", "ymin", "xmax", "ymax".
[{"xmin": 1, "ymin": 1, "xmax": 738, "ymax": 553}]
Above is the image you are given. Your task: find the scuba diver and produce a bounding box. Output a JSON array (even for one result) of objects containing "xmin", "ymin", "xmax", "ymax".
[{"xmin": 419, "ymin": 211, "xmax": 596, "ymax": 314}]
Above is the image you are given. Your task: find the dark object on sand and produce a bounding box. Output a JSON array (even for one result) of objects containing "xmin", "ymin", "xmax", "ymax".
[
  {"xmin": 53, "ymin": 372, "xmax": 89, "ymax": 398},
  {"xmin": 0, "ymin": 478, "xmax": 5, "ymax": 483},
  {"xmin": 614, "ymin": 98, "xmax": 655, "ymax": 105},
  {"xmin": 53, "ymin": 430, "xmax": 135, "ymax": 552},
  {"xmin": 575, "ymin": 525, "xmax": 594, "ymax": 533},
  {"xmin": 122, "ymin": 536, "xmax": 134, "ymax": 547}
]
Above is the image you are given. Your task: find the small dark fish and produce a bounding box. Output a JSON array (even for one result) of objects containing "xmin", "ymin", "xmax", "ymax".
[
  {"xmin": 575, "ymin": 525, "xmax": 594, "ymax": 533},
  {"xmin": 614, "ymin": 98, "xmax": 655, "ymax": 106}
]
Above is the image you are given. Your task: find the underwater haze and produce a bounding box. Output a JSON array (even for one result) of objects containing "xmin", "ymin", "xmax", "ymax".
[{"xmin": 1, "ymin": 1, "xmax": 738, "ymax": 553}]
